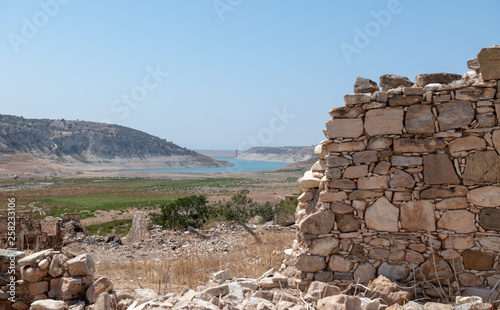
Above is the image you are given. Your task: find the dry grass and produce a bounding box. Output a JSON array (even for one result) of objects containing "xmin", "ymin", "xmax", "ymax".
[{"xmin": 95, "ymin": 230, "xmax": 294, "ymax": 294}]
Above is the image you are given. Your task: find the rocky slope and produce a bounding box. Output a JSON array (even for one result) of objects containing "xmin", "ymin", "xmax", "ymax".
[
  {"xmin": 0, "ymin": 114, "xmax": 231, "ymax": 169},
  {"xmin": 236, "ymin": 146, "xmax": 315, "ymax": 163}
]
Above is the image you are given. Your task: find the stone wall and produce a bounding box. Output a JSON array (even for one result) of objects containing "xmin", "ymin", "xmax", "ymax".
[{"xmin": 294, "ymin": 46, "xmax": 500, "ymax": 294}]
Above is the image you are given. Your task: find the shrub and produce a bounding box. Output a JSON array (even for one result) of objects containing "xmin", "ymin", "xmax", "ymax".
[{"xmin": 150, "ymin": 195, "xmax": 209, "ymax": 230}]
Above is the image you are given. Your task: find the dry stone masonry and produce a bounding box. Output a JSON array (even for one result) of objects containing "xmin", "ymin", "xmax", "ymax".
[{"xmin": 295, "ymin": 46, "xmax": 500, "ymax": 294}]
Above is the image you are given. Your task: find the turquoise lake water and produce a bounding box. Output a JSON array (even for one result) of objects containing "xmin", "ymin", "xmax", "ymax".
[{"xmin": 131, "ymin": 158, "xmax": 291, "ymax": 173}]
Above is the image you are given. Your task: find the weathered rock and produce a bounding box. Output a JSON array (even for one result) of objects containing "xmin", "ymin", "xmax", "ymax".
[
  {"xmin": 416, "ymin": 255, "xmax": 453, "ymax": 284},
  {"xmin": 336, "ymin": 214, "xmax": 361, "ymax": 232},
  {"xmin": 309, "ymin": 237, "xmax": 339, "ymax": 256},
  {"xmin": 353, "ymin": 150, "xmax": 378, "ymax": 164},
  {"xmin": 311, "ymin": 160, "xmax": 327, "ymax": 172},
  {"xmin": 28, "ymin": 281, "xmax": 49, "ymax": 296},
  {"xmin": 127, "ymin": 211, "xmax": 153, "ymax": 243},
  {"xmin": 344, "ymin": 94, "xmax": 371, "ymax": 106},
  {"xmin": 61, "ymin": 277, "xmax": 85, "ymax": 301},
  {"xmin": 364, "ymin": 197, "xmax": 399, "ymax": 232},
  {"xmin": 467, "ymin": 186, "xmax": 500, "ymax": 207},
  {"xmin": 317, "ymin": 294, "xmax": 362, "ymax": 310},
  {"xmin": 380, "ymin": 74, "xmax": 414, "ymax": 91},
  {"xmin": 330, "ymin": 179, "xmax": 356, "ymax": 190},
  {"xmin": 326, "ymin": 156, "xmax": 350, "ymax": 168},
  {"xmin": 49, "ymin": 254, "xmax": 67, "ymax": 278},
  {"xmin": 423, "ymin": 153, "xmax": 460, "ymax": 185},
  {"xmin": 492, "ymin": 130, "xmax": 500, "ymax": 153},
  {"xmin": 437, "ymin": 101, "xmax": 474, "ymax": 130},
  {"xmin": 365, "ymin": 108, "xmax": 404, "ymax": 136},
  {"xmin": 435, "ymin": 197, "xmax": 468, "ymax": 210},
  {"xmin": 306, "ymin": 281, "xmax": 341, "ymax": 300},
  {"xmin": 210, "ymin": 269, "xmax": 231, "ymax": 285},
  {"xmin": 368, "ymin": 137, "xmax": 392, "ymax": 150},
  {"xmin": 349, "ymin": 189, "xmax": 384, "ymax": 200},
  {"xmin": 477, "ymin": 46, "xmax": 500, "ymax": 80},
  {"xmin": 88, "ymin": 292, "xmax": 111, "ymax": 310},
  {"xmin": 420, "ymin": 188, "xmax": 455, "ymax": 199},
  {"xmin": 390, "ymin": 169, "xmax": 415, "ymax": 188},
  {"xmin": 325, "ymin": 119, "xmax": 364, "ymax": 139},
  {"xmin": 405, "ymin": 251, "xmax": 425, "ymax": 264},
  {"xmin": 393, "ymin": 138, "xmax": 445, "ymax": 154},
  {"xmin": 377, "ymin": 263, "xmax": 408, "ymax": 282},
  {"xmin": 369, "ymin": 249, "xmax": 390, "ymax": 260},
  {"xmin": 442, "ymin": 235, "xmax": 474, "ymax": 250},
  {"xmin": 354, "ymin": 76, "xmax": 379, "ymax": 93},
  {"xmin": 437, "ymin": 210, "xmax": 477, "ymax": 233},
  {"xmin": 314, "ymin": 271, "xmax": 334, "ymax": 282},
  {"xmin": 328, "ymin": 141, "xmax": 366, "ymax": 152},
  {"xmin": 367, "ymin": 275, "xmax": 412, "ymax": 305},
  {"xmin": 373, "ymin": 161, "xmax": 391, "ymax": 174},
  {"xmin": 68, "ymin": 254, "xmax": 95, "ymax": 276},
  {"xmin": 414, "ymin": 73, "xmax": 462, "ymax": 87},
  {"xmin": 358, "ymin": 175, "xmax": 388, "ymax": 190},
  {"xmin": 330, "ymin": 203, "xmax": 354, "ymax": 214},
  {"xmin": 389, "ymin": 95, "xmax": 423, "ymax": 107},
  {"xmin": 405, "ymin": 104, "xmax": 435, "ymax": 133},
  {"xmin": 343, "ymin": 165, "xmax": 368, "ymax": 179},
  {"xmin": 329, "ymin": 106, "xmax": 365, "ymax": 118},
  {"xmin": 400, "ymin": 200, "xmax": 435, "ymax": 231},
  {"xmin": 463, "ymin": 250, "xmax": 494, "ymax": 271},
  {"xmin": 30, "ymin": 300, "xmax": 66, "ymax": 310},
  {"xmin": 423, "ymin": 302, "xmax": 452, "ymax": 310},
  {"xmin": 18, "ymin": 249, "xmax": 53, "ymax": 267},
  {"xmin": 353, "ymin": 263, "xmax": 376, "ymax": 284},
  {"xmin": 458, "ymin": 273, "xmax": 484, "ymax": 287},
  {"xmin": 455, "ymin": 87, "xmax": 496, "ymax": 101},
  {"xmin": 298, "ymin": 171, "xmax": 321, "ymax": 190},
  {"xmin": 479, "ymin": 208, "xmax": 500, "ymax": 231},
  {"xmin": 391, "ymin": 156, "xmax": 422, "ymax": 167},
  {"xmin": 320, "ymin": 191, "xmax": 347, "ymax": 202},
  {"xmin": 295, "ymin": 255, "xmax": 326, "ymax": 272},
  {"xmin": 86, "ymin": 277, "xmax": 113, "ymax": 304},
  {"xmin": 477, "ymin": 113, "xmax": 496, "ymax": 127},
  {"xmin": 328, "ymin": 255, "xmax": 353, "ymax": 273},
  {"xmin": 463, "ymin": 151, "xmax": 500, "ymax": 184},
  {"xmin": 21, "ymin": 266, "xmax": 48, "ymax": 283},
  {"xmin": 448, "ymin": 136, "xmax": 486, "ymax": 154},
  {"xmin": 298, "ymin": 211, "xmax": 335, "ymax": 234}
]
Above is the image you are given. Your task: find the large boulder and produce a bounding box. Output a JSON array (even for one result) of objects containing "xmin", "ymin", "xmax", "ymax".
[
  {"xmin": 68, "ymin": 254, "xmax": 95, "ymax": 276},
  {"xmin": 366, "ymin": 275, "xmax": 412, "ymax": 305},
  {"xmin": 477, "ymin": 46, "xmax": 500, "ymax": 80}
]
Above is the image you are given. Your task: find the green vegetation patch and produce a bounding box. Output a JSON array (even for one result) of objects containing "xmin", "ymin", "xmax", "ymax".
[{"xmin": 85, "ymin": 218, "xmax": 132, "ymax": 236}]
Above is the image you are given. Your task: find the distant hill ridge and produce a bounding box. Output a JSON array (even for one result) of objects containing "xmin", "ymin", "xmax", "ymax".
[
  {"xmin": 236, "ymin": 146, "xmax": 315, "ymax": 163},
  {"xmin": 0, "ymin": 114, "xmax": 229, "ymax": 168}
]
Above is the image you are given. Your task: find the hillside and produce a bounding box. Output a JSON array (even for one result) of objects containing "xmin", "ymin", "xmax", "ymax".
[
  {"xmin": 0, "ymin": 114, "xmax": 231, "ymax": 170},
  {"xmin": 236, "ymin": 146, "xmax": 315, "ymax": 163}
]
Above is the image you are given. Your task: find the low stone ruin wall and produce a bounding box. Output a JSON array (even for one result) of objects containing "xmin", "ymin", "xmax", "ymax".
[{"xmin": 294, "ymin": 46, "xmax": 500, "ymax": 294}]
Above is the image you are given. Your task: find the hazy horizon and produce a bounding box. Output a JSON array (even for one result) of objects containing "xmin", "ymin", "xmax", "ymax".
[{"xmin": 1, "ymin": 1, "xmax": 499, "ymax": 150}]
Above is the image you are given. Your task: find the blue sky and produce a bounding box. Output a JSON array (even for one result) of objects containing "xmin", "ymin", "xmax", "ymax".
[{"xmin": 0, "ymin": 1, "xmax": 498, "ymax": 150}]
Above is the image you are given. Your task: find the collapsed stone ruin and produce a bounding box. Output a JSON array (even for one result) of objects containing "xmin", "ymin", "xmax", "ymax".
[
  {"xmin": 295, "ymin": 46, "xmax": 500, "ymax": 294},
  {"xmin": 0, "ymin": 214, "xmax": 85, "ymax": 252}
]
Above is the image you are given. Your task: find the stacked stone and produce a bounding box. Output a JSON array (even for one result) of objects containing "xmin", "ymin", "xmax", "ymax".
[
  {"xmin": 2, "ymin": 249, "xmax": 118, "ymax": 310},
  {"xmin": 294, "ymin": 46, "xmax": 500, "ymax": 295}
]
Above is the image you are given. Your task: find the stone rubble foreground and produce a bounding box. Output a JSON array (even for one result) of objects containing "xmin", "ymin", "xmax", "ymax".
[{"xmin": 0, "ymin": 249, "xmax": 497, "ymax": 309}]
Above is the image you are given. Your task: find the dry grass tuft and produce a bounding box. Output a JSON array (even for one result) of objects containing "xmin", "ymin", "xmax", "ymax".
[{"xmin": 96, "ymin": 230, "xmax": 293, "ymax": 294}]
